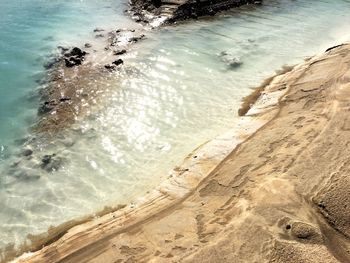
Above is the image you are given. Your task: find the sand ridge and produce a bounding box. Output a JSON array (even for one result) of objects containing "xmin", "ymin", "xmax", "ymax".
[{"xmin": 13, "ymin": 44, "xmax": 350, "ymax": 263}]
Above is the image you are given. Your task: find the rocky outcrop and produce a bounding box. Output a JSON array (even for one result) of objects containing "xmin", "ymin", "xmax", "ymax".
[
  {"xmin": 130, "ymin": 0, "xmax": 262, "ymax": 23},
  {"xmin": 35, "ymin": 28, "xmax": 145, "ymax": 133}
]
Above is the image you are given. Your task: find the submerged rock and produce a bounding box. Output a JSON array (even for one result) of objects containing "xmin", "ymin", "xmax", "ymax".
[
  {"xmin": 22, "ymin": 149, "xmax": 33, "ymax": 157},
  {"xmin": 65, "ymin": 56, "xmax": 83, "ymax": 67},
  {"xmin": 64, "ymin": 47, "xmax": 87, "ymax": 68},
  {"xmin": 59, "ymin": 96, "xmax": 71, "ymax": 102},
  {"xmin": 114, "ymin": 49, "xmax": 127, "ymax": 55},
  {"xmin": 57, "ymin": 45, "xmax": 69, "ymax": 54},
  {"xmin": 43, "ymin": 56, "xmax": 61, "ymax": 70},
  {"xmin": 219, "ymin": 51, "xmax": 243, "ymax": 69},
  {"xmin": 38, "ymin": 100, "xmax": 58, "ymax": 114},
  {"xmin": 65, "ymin": 47, "xmax": 87, "ymax": 58},
  {"xmin": 41, "ymin": 154, "xmax": 62, "ymax": 172},
  {"xmin": 104, "ymin": 64, "xmax": 116, "ymax": 71},
  {"xmin": 93, "ymin": 28, "xmax": 105, "ymax": 32},
  {"xmin": 105, "ymin": 59, "xmax": 124, "ymax": 71},
  {"xmin": 128, "ymin": 34, "xmax": 145, "ymax": 43},
  {"xmin": 112, "ymin": 59, "xmax": 124, "ymax": 66}
]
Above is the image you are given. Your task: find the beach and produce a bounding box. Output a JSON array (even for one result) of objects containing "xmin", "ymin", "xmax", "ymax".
[
  {"xmin": 12, "ymin": 43, "xmax": 350, "ymax": 263},
  {"xmin": 2, "ymin": 0, "xmax": 350, "ymax": 262}
]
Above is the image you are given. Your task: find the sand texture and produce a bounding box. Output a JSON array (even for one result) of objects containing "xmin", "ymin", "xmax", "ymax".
[{"xmin": 14, "ymin": 44, "xmax": 350, "ymax": 263}]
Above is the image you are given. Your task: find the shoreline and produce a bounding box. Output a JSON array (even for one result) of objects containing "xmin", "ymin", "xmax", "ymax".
[
  {"xmin": 1, "ymin": 2, "xmax": 271, "ymax": 261},
  {"xmin": 11, "ymin": 42, "xmax": 342, "ymax": 262},
  {"xmin": 6, "ymin": 47, "xmax": 290, "ymax": 263},
  {"xmin": 4, "ymin": 2, "xmax": 350, "ymax": 262}
]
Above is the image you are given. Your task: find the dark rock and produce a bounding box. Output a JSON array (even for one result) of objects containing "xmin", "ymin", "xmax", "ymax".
[
  {"xmin": 38, "ymin": 100, "xmax": 57, "ymax": 114},
  {"xmin": 114, "ymin": 49, "xmax": 127, "ymax": 56},
  {"xmin": 325, "ymin": 44, "xmax": 345, "ymax": 53},
  {"xmin": 42, "ymin": 154, "xmax": 53, "ymax": 165},
  {"xmin": 128, "ymin": 34, "xmax": 145, "ymax": 43},
  {"xmin": 59, "ymin": 97, "xmax": 71, "ymax": 102},
  {"xmin": 95, "ymin": 33, "xmax": 105, "ymax": 38},
  {"xmin": 105, "ymin": 64, "xmax": 116, "ymax": 71},
  {"xmin": 65, "ymin": 47, "xmax": 86, "ymax": 58},
  {"xmin": 41, "ymin": 154, "xmax": 62, "ymax": 172},
  {"xmin": 84, "ymin": 43, "xmax": 92, "ymax": 48},
  {"xmin": 219, "ymin": 51, "xmax": 243, "ymax": 69},
  {"xmin": 112, "ymin": 59, "xmax": 124, "ymax": 66},
  {"xmin": 134, "ymin": 0, "xmax": 264, "ymax": 23},
  {"xmin": 63, "ymin": 47, "xmax": 87, "ymax": 68},
  {"xmin": 22, "ymin": 149, "xmax": 33, "ymax": 157},
  {"xmin": 65, "ymin": 57, "xmax": 82, "ymax": 67},
  {"xmin": 227, "ymin": 58, "xmax": 243, "ymax": 69},
  {"xmin": 93, "ymin": 28, "xmax": 105, "ymax": 32}
]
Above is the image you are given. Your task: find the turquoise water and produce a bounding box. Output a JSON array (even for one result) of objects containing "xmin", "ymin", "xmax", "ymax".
[
  {"xmin": 1, "ymin": 0, "xmax": 350, "ymax": 257},
  {"xmin": 0, "ymin": 0, "xmax": 133, "ymax": 153}
]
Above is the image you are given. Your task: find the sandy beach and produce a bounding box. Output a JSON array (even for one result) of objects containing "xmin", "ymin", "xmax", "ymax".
[{"xmin": 11, "ymin": 42, "xmax": 350, "ymax": 263}]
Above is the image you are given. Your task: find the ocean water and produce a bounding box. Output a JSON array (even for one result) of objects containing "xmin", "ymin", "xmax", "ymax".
[{"xmin": 1, "ymin": 0, "xmax": 350, "ymax": 256}]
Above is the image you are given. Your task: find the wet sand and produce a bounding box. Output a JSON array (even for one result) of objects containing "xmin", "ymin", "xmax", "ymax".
[{"xmin": 12, "ymin": 43, "xmax": 350, "ymax": 262}]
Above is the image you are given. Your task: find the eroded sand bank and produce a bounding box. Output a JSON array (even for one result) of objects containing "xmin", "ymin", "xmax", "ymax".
[{"xmin": 14, "ymin": 44, "xmax": 350, "ymax": 263}]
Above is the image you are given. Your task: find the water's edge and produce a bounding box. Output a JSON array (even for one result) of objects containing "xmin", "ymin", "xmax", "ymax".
[
  {"xmin": 2, "ymin": 0, "xmax": 350, "ymax": 261},
  {"xmin": 10, "ymin": 57, "xmax": 300, "ymax": 262}
]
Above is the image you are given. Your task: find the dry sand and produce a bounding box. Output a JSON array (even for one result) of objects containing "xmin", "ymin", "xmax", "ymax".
[{"xmin": 14, "ymin": 43, "xmax": 350, "ymax": 263}]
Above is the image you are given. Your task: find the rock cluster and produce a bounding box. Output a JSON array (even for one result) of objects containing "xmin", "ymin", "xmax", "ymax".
[
  {"xmin": 130, "ymin": 0, "xmax": 263, "ymax": 23},
  {"xmin": 64, "ymin": 47, "xmax": 87, "ymax": 68}
]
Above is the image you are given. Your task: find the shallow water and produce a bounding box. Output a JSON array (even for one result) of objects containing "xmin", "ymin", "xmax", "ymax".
[{"xmin": 1, "ymin": 0, "xmax": 350, "ymax": 254}]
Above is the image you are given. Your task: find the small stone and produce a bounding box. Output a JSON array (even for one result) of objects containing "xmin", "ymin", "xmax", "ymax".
[
  {"xmin": 59, "ymin": 97, "xmax": 71, "ymax": 102},
  {"xmin": 41, "ymin": 154, "xmax": 62, "ymax": 172},
  {"xmin": 65, "ymin": 57, "xmax": 82, "ymax": 67},
  {"xmin": 65, "ymin": 47, "xmax": 86, "ymax": 58},
  {"xmin": 112, "ymin": 59, "xmax": 124, "ymax": 66},
  {"xmin": 22, "ymin": 149, "xmax": 33, "ymax": 157},
  {"xmin": 38, "ymin": 100, "xmax": 57, "ymax": 114},
  {"xmin": 113, "ymin": 49, "xmax": 127, "ymax": 56},
  {"xmin": 42, "ymin": 155, "xmax": 52, "ymax": 165},
  {"xmin": 93, "ymin": 28, "xmax": 105, "ymax": 32},
  {"xmin": 84, "ymin": 43, "xmax": 92, "ymax": 48},
  {"xmin": 104, "ymin": 64, "xmax": 116, "ymax": 71}
]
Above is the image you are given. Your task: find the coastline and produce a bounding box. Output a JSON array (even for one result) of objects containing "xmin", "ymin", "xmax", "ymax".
[
  {"xmin": 1, "ymin": 2, "xmax": 271, "ymax": 260},
  {"xmin": 13, "ymin": 42, "xmax": 350, "ymax": 262},
  {"xmin": 10, "ymin": 67, "xmax": 280, "ymax": 263}
]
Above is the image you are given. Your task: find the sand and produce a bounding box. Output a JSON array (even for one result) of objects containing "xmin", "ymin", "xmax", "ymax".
[{"xmin": 13, "ymin": 43, "xmax": 350, "ymax": 263}]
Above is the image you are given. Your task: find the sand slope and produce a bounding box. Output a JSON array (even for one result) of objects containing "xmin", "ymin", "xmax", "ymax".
[{"xmin": 15, "ymin": 44, "xmax": 350, "ymax": 263}]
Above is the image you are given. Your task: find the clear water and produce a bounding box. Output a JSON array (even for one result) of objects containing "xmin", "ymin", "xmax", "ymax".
[{"xmin": 1, "ymin": 0, "xmax": 350, "ymax": 254}]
